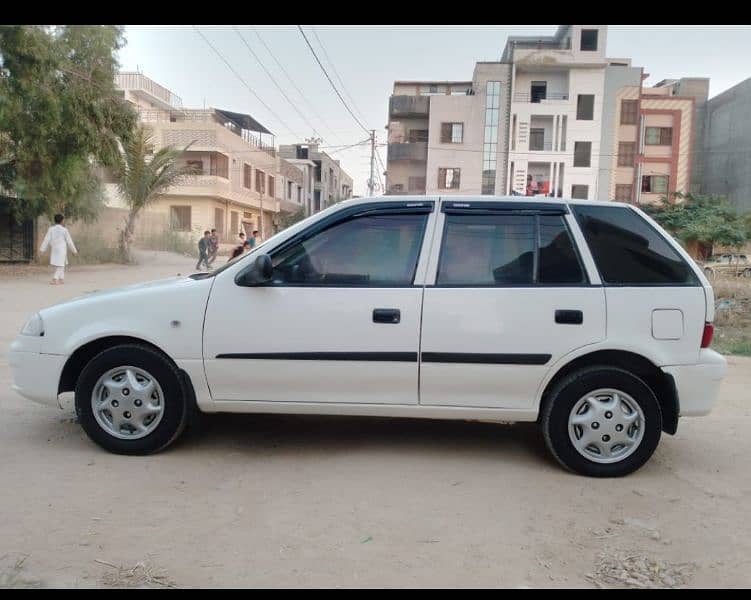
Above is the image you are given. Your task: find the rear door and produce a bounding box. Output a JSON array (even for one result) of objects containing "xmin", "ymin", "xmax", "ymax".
[{"xmin": 419, "ymin": 199, "xmax": 606, "ymax": 410}]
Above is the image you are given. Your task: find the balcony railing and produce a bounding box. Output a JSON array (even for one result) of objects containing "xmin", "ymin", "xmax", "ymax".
[
  {"xmin": 513, "ymin": 92, "xmax": 569, "ymax": 103},
  {"xmin": 389, "ymin": 95, "xmax": 430, "ymax": 117},
  {"xmin": 388, "ymin": 142, "xmax": 428, "ymax": 162},
  {"xmin": 529, "ymin": 141, "xmax": 553, "ymax": 151},
  {"xmin": 117, "ymin": 72, "xmax": 182, "ymax": 108}
]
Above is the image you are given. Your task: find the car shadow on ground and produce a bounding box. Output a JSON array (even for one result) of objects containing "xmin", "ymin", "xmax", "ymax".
[{"xmin": 177, "ymin": 412, "xmax": 555, "ymax": 466}]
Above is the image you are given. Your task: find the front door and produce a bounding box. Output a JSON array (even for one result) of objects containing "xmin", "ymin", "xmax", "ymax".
[
  {"xmin": 419, "ymin": 200, "xmax": 605, "ymax": 410},
  {"xmin": 203, "ymin": 202, "xmax": 435, "ymax": 405}
]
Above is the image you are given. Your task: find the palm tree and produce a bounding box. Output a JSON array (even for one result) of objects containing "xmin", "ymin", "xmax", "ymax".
[{"xmin": 115, "ymin": 124, "xmax": 196, "ymax": 263}]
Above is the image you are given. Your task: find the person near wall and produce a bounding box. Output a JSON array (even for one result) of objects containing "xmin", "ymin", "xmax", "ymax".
[
  {"xmin": 207, "ymin": 228, "xmax": 219, "ymax": 266},
  {"xmin": 39, "ymin": 213, "xmax": 78, "ymax": 285},
  {"xmin": 196, "ymin": 230, "xmax": 211, "ymax": 271}
]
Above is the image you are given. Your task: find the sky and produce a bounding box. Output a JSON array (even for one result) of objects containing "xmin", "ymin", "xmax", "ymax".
[{"xmin": 118, "ymin": 25, "xmax": 751, "ymax": 196}]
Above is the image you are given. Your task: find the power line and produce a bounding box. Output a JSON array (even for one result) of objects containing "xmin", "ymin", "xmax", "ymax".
[
  {"xmin": 233, "ymin": 26, "xmax": 327, "ymax": 143},
  {"xmin": 249, "ymin": 26, "xmax": 346, "ymax": 146},
  {"xmin": 192, "ymin": 25, "xmax": 301, "ymax": 139},
  {"xmin": 310, "ymin": 27, "xmax": 369, "ymax": 125},
  {"xmin": 297, "ymin": 25, "xmax": 370, "ymax": 136}
]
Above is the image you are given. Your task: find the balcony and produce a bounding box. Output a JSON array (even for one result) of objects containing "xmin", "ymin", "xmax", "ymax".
[
  {"xmin": 389, "ymin": 95, "xmax": 430, "ymax": 118},
  {"xmin": 513, "ymin": 92, "xmax": 569, "ymax": 103},
  {"xmin": 388, "ymin": 142, "xmax": 428, "ymax": 162},
  {"xmin": 116, "ymin": 72, "xmax": 182, "ymax": 109}
]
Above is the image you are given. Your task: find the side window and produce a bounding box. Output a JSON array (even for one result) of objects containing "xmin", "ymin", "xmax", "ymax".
[
  {"xmin": 436, "ymin": 214, "xmax": 586, "ymax": 286},
  {"xmin": 270, "ymin": 213, "xmax": 427, "ymax": 286},
  {"xmin": 572, "ymin": 205, "xmax": 699, "ymax": 285},
  {"xmin": 538, "ymin": 216, "xmax": 586, "ymax": 284}
]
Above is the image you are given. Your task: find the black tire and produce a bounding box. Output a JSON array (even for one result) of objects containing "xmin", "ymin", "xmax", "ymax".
[
  {"xmin": 541, "ymin": 366, "xmax": 662, "ymax": 477},
  {"xmin": 75, "ymin": 344, "xmax": 188, "ymax": 455}
]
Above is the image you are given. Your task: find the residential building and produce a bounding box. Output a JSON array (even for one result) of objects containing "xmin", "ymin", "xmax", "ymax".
[
  {"xmin": 701, "ymin": 76, "xmax": 751, "ymax": 213},
  {"xmin": 279, "ymin": 143, "xmax": 354, "ymax": 212},
  {"xmin": 282, "ymin": 157, "xmax": 317, "ymax": 215},
  {"xmin": 601, "ymin": 74, "xmax": 707, "ymax": 205},
  {"xmin": 115, "ymin": 72, "xmax": 305, "ymax": 241}
]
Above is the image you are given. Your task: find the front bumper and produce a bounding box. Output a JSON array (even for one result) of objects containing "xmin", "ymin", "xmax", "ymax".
[
  {"xmin": 662, "ymin": 349, "xmax": 727, "ymax": 417},
  {"xmin": 8, "ymin": 344, "xmax": 66, "ymax": 408}
]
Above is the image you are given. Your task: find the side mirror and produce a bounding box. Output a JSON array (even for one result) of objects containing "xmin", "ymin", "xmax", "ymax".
[{"xmin": 235, "ymin": 254, "xmax": 273, "ymax": 287}]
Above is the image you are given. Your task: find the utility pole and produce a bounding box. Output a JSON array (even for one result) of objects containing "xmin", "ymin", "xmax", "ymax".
[{"xmin": 368, "ymin": 129, "xmax": 375, "ymax": 197}]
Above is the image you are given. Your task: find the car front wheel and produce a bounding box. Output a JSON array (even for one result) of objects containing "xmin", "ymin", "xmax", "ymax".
[
  {"xmin": 75, "ymin": 344, "xmax": 189, "ymax": 455},
  {"xmin": 541, "ymin": 366, "xmax": 662, "ymax": 477}
]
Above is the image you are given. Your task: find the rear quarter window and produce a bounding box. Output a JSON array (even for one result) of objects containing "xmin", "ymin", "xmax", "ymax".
[{"xmin": 572, "ymin": 205, "xmax": 699, "ymax": 285}]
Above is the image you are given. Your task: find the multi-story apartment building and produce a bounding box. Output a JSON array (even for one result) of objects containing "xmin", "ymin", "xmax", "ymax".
[
  {"xmin": 115, "ymin": 72, "xmax": 305, "ymax": 241},
  {"xmin": 387, "ymin": 26, "xmax": 612, "ymax": 200},
  {"xmin": 279, "ymin": 143, "xmax": 354, "ymax": 213},
  {"xmin": 602, "ymin": 75, "xmax": 708, "ymax": 205},
  {"xmin": 701, "ymin": 76, "xmax": 751, "ymax": 213}
]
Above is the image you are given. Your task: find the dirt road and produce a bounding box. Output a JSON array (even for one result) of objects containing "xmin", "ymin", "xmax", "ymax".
[{"xmin": 1, "ymin": 251, "xmax": 750, "ymax": 588}]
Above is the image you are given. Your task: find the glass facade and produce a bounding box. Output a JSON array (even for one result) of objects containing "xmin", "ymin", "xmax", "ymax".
[{"xmin": 482, "ymin": 81, "xmax": 501, "ymax": 195}]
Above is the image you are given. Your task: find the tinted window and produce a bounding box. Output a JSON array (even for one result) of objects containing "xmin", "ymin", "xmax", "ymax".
[
  {"xmin": 270, "ymin": 213, "xmax": 427, "ymax": 286},
  {"xmin": 539, "ymin": 216, "xmax": 586, "ymax": 284},
  {"xmin": 438, "ymin": 215, "xmax": 535, "ymax": 285},
  {"xmin": 573, "ymin": 206, "xmax": 699, "ymax": 285},
  {"xmin": 436, "ymin": 214, "xmax": 585, "ymax": 286}
]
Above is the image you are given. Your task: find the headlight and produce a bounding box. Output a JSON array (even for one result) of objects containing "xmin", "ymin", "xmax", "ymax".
[{"xmin": 20, "ymin": 313, "xmax": 44, "ymax": 336}]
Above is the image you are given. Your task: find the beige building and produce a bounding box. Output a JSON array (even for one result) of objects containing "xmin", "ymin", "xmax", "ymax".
[{"xmin": 115, "ymin": 72, "xmax": 305, "ymax": 242}]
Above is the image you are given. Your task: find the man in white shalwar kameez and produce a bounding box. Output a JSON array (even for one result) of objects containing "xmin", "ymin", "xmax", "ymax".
[{"xmin": 39, "ymin": 213, "xmax": 78, "ymax": 285}]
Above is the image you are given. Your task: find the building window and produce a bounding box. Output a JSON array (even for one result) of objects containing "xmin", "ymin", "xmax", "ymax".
[
  {"xmin": 298, "ymin": 187, "xmax": 302, "ymax": 203},
  {"xmin": 408, "ymin": 176, "xmax": 426, "ymax": 192},
  {"xmin": 645, "ymin": 127, "xmax": 673, "ymax": 146},
  {"xmin": 408, "ymin": 129, "xmax": 429, "ymax": 143},
  {"xmin": 642, "ymin": 175, "xmax": 668, "ymax": 194},
  {"xmin": 617, "ymin": 142, "xmax": 636, "ymax": 167},
  {"xmin": 530, "ymin": 81, "xmax": 547, "ymax": 103},
  {"xmin": 255, "ymin": 169, "xmax": 266, "ymax": 194},
  {"xmin": 296, "ymin": 146, "xmax": 309, "ymax": 159},
  {"xmin": 576, "ymin": 94, "xmax": 594, "ymax": 120},
  {"xmin": 440, "ymin": 123, "xmax": 464, "ymax": 144},
  {"xmin": 214, "ymin": 208, "xmax": 225, "ymax": 234},
  {"xmin": 529, "ymin": 128, "xmax": 545, "ymax": 151},
  {"xmin": 482, "ymin": 81, "xmax": 501, "ymax": 194},
  {"xmin": 209, "ymin": 153, "xmax": 229, "ymax": 178},
  {"xmin": 620, "ymin": 100, "xmax": 638, "ymax": 125},
  {"xmin": 268, "ymin": 175, "xmax": 275, "ymax": 198},
  {"xmin": 615, "ymin": 184, "xmax": 633, "ymax": 202},
  {"xmin": 288, "ymin": 181, "xmax": 293, "ymax": 200},
  {"xmin": 169, "ymin": 206, "xmax": 191, "ymax": 231},
  {"xmin": 438, "ymin": 168, "xmax": 461, "ymax": 190},
  {"xmin": 573, "ymin": 142, "xmax": 592, "ymax": 167},
  {"xmin": 571, "ymin": 185, "xmax": 589, "ymax": 200},
  {"xmin": 243, "ymin": 164, "xmax": 252, "ymax": 189},
  {"xmin": 580, "ymin": 29, "xmax": 598, "ymax": 51},
  {"xmin": 186, "ymin": 159, "xmax": 204, "ymax": 173},
  {"xmin": 230, "ymin": 211, "xmax": 239, "ymax": 234}
]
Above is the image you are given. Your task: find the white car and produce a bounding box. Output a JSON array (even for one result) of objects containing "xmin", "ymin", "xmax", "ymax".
[{"xmin": 9, "ymin": 196, "xmax": 727, "ymax": 477}]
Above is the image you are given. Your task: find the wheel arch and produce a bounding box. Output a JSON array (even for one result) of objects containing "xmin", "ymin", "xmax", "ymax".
[{"xmin": 538, "ymin": 349, "xmax": 679, "ymax": 435}]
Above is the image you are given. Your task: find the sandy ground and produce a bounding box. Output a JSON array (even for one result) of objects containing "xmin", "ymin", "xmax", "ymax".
[{"xmin": 1, "ymin": 250, "xmax": 750, "ymax": 588}]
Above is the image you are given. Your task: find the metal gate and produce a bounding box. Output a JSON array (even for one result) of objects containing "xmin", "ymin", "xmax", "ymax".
[{"xmin": 0, "ymin": 197, "xmax": 34, "ymax": 262}]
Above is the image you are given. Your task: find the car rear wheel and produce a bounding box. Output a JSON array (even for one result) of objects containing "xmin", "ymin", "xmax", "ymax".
[
  {"xmin": 541, "ymin": 366, "xmax": 662, "ymax": 477},
  {"xmin": 75, "ymin": 344, "xmax": 188, "ymax": 455}
]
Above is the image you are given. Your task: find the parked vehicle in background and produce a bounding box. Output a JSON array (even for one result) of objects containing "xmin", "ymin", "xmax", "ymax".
[
  {"xmin": 702, "ymin": 254, "xmax": 750, "ymax": 278},
  {"xmin": 9, "ymin": 196, "xmax": 727, "ymax": 477}
]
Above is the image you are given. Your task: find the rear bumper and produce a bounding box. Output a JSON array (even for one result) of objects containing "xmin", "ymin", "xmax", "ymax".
[
  {"xmin": 8, "ymin": 348, "xmax": 66, "ymax": 408},
  {"xmin": 662, "ymin": 349, "xmax": 727, "ymax": 417}
]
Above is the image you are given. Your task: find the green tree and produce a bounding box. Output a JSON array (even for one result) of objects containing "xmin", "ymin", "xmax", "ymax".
[
  {"xmin": 0, "ymin": 25, "xmax": 135, "ymax": 222},
  {"xmin": 644, "ymin": 192, "xmax": 747, "ymax": 259},
  {"xmin": 114, "ymin": 124, "xmax": 197, "ymax": 263}
]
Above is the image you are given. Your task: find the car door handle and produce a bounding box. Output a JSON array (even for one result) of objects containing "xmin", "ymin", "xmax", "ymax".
[
  {"xmin": 555, "ymin": 309, "xmax": 583, "ymax": 324},
  {"xmin": 373, "ymin": 308, "xmax": 401, "ymax": 324}
]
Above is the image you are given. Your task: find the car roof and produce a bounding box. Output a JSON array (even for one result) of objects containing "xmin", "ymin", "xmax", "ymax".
[{"xmin": 338, "ymin": 195, "xmax": 633, "ymax": 210}]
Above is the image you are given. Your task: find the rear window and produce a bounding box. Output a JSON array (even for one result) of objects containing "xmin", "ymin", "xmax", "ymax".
[{"xmin": 572, "ymin": 205, "xmax": 699, "ymax": 285}]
